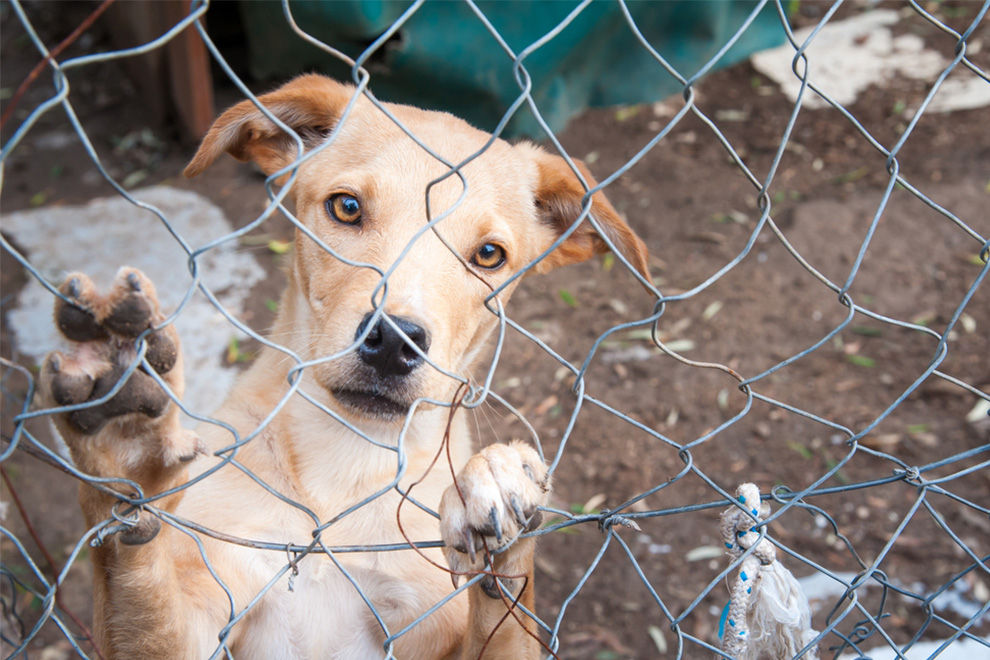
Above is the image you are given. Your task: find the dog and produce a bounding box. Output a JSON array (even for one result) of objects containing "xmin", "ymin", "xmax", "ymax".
[{"xmin": 40, "ymin": 74, "xmax": 649, "ymax": 658}]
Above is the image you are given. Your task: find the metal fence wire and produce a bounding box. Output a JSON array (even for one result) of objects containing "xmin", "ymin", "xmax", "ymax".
[{"xmin": 2, "ymin": 0, "xmax": 989, "ymax": 658}]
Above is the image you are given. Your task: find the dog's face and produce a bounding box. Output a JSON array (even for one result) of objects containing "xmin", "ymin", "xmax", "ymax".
[{"xmin": 186, "ymin": 75, "xmax": 649, "ymax": 422}]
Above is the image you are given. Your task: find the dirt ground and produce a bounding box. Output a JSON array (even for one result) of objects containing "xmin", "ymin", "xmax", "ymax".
[{"xmin": 2, "ymin": 1, "xmax": 988, "ymax": 659}]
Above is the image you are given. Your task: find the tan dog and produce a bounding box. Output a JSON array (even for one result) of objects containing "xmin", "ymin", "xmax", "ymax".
[{"xmin": 40, "ymin": 74, "xmax": 649, "ymax": 659}]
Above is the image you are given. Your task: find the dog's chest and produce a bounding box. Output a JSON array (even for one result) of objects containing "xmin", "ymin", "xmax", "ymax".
[
  {"xmin": 210, "ymin": 494, "xmax": 449, "ymax": 659},
  {"xmin": 186, "ymin": 424, "xmax": 462, "ymax": 657},
  {"xmin": 230, "ymin": 550, "xmax": 421, "ymax": 658}
]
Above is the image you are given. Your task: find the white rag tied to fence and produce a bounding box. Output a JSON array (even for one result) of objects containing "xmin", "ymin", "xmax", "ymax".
[{"xmin": 719, "ymin": 483, "xmax": 819, "ymax": 660}]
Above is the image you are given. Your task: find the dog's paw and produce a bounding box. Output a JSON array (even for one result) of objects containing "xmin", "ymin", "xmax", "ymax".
[
  {"xmin": 40, "ymin": 268, "xmax": 198, "ymax": 467},
  {"xmin": 439, "ymin": 442, "xmax": 550, "ymax": 589}
]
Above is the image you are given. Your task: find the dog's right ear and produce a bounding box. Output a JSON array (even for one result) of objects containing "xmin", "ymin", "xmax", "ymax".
[
  {"xmin": 184, "ymin": 74, "xmax": 355, "ymax": 178},
  {"xmin": 524, "ymin": 145, "xmax": 651, "ymax": 282}
]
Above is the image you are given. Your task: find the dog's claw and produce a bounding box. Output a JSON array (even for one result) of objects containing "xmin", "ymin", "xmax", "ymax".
[
  {"xmin": 464, "ymin": 528, "xmax": 477, "ymax": 565},
  {"xmin": 66, "ymin": 277, "xmax": 81, "ymax": 299},
  {"xmin": 126, "ymin": 272, "xmax": 142, "ymax": 292},
  {"xmin": 451, "ymin": 572, "xmax": 462, "ymax": 590},
  {"xmin": 439, "ymin": 442, "xmax": 551, "ymax": 588},
  {"xmin": 488, "ymin": 506, "xmax": 503, "ymax": 542},
  {"xmin": 525, "ymin": 510, "xmax": 544, "ymax": 533},
  {"xmin": 510, "ymin": 496, "xmax": 528, "ymax": 529}
]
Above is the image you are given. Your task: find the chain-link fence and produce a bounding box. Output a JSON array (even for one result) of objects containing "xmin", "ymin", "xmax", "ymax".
[{"xmin": 2, "ymin": 0, "xmax": 988, "ymax": 658}]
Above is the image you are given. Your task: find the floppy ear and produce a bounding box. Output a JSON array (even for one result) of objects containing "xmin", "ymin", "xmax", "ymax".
[
  {"xmin": 184, "ymin": 74, "xmax": 355, "ymax": 178},
  {"xmin": 528, "ymin": 147, "xmax": 651, "ymax": 281}
]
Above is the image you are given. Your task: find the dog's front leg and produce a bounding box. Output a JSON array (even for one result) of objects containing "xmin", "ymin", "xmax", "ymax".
[
  {"xmin": 37, "ymin": 268, "xmax": 210, "ymax": 656},
  {"xmin": 39, "ymin": 267, "xmax": 200, "ymax": 538},
  {"xmin": 440, "ymin": 442, "xmax": 551, "ymax": 659}
]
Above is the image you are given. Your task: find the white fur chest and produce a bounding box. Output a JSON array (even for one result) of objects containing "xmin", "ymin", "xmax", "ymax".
[
  {"xmin": 180, "ymin": 398, "xmax": 467, "ymax": 658},
  {"xmin": 228, "ymin": 551, "xmax": 399, "ymax": 659},
  {"xmin": 189, "ymin": 488, "xmax": 449, "ymax": 659}
]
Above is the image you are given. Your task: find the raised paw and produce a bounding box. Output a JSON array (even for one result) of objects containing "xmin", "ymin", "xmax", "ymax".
[
  {"xmin": 439, "ymin": 441, "xmax": 550, "ymax": 591},
  {"xmin": 55, "ymin": 270, "xmax": 176, "ymax": 371},
  {"xmin": 43, "ymin": 350, "xmax": 171, "ymax": 434},
  {"xmin": 40, "ymin": 268, "xmax": 197, "ymax": 469}
]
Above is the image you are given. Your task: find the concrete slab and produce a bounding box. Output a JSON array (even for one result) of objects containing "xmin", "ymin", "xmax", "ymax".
[
  {"xmin": 838, "ymin": 638, "xmax": 990, "ymax": 659},
  {"xmin": 799, "ymin": 571, "xmax": 990, "ymax": 659},
  {"xmin": 5, "ymin": 186, "xmax": 266, "ymax": 422},
  {"xmin": 751, "ymin": 9, "xmax": 990, "ymax": 112}
]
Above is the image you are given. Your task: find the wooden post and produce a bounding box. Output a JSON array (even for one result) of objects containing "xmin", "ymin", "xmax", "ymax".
[
  {"xmin": 163, "ymin": 0, "xmax": 214, "ymax": 141},
  {"xmin": 105, "ymin": 0, "xmax": 214, "ymax": 142}
]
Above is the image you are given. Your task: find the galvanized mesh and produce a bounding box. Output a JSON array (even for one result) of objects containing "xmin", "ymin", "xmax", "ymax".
[{"xmin": 2, "ymin": 0, "xmax": 988, "ymax": 658}]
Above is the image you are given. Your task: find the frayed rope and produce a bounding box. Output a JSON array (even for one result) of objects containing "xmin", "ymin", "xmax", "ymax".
[{"xmin": 718, "ymin": 483, "xmax": 819, "ymax": 660}]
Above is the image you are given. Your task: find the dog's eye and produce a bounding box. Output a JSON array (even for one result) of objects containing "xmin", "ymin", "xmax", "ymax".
[
  {"xmin": 471, "ymin": 243, "xmax": 506, "ymax": 270},
  {"xmin": 326, "ymin": 193, "xmax": 362, "ymax": 225}
]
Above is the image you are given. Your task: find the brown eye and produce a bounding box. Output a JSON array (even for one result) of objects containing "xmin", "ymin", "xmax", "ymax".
[
  {"xmin": 326, "ymin": 193, "xmax": 362, "ymax": 225},
  {"xmin": 472, "ymin": 243, "xmax": 506, "ymax": 270}
]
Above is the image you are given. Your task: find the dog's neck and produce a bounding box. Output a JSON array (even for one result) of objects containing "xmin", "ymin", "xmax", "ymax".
[
  {"xmin": 288, "ymin": 383, "xmax": 468, "ymax": 494},
  {"xmin": 223, "ymin": 282, "xmax": 474, "ymax": 515}
]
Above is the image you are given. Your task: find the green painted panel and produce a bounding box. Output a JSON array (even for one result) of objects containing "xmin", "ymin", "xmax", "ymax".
[{"xmin": 238, "ymin": 1, "xmax": 784, "ymax": 137}]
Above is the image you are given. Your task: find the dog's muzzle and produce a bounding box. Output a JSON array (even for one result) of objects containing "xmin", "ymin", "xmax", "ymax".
[{"xmin": 329, "ymin": 313, "xmax": 431, "ymax": 419}]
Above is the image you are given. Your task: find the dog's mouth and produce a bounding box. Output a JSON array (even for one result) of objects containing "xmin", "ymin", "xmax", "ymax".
[{"xmin": 330, "ymin": 387, "xmax": 412, "ymax": 419}]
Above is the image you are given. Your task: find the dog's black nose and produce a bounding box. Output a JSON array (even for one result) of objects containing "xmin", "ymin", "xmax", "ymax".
[{"xmin": 355, "ymin": 313, "xmax": 431, "ymax": 377}]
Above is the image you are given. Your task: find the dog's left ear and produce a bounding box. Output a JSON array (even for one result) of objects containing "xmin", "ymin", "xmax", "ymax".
[
  {"xmin": 527, "ymin": 147, "xmax": 651, "ymax": 281},
  {"xmin": 184, "ymin": 74, "xmax": 355, "ymax": 178}
]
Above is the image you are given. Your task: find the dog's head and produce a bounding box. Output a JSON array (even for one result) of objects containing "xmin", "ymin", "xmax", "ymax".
[{"xmin": 187, "ymin": 74, "xmax": 649, "ymax": 422}]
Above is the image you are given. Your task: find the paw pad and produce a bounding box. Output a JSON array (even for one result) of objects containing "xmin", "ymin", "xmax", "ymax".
[
  {"xmin": 65, "ymin": 364, "xmax": 170, "ymax": 435},
  {"xmin": 56, "ymin": 277, "xmax": 107, "ymax": 342},
  {"xmin": 47, "ymin": 354, "xmax": 96, "ymax": 406},
  {"xmin": 43, "ymin": 269, "xmax": 179, "ymax": 435},
  {"xmin": 119, "ymin": 514, "xmax": 162, "ymax": 546},
  {"xmin": 103, "ymin": 269, "xmax": 158, "ymax": 337}
]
